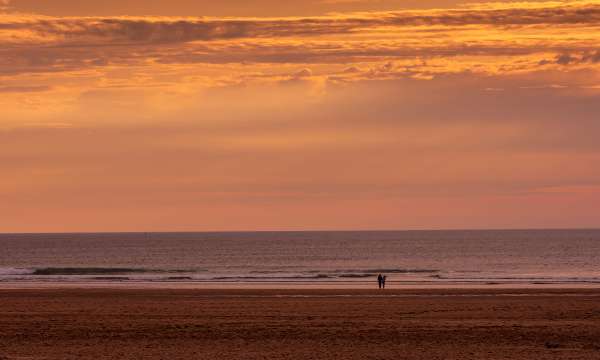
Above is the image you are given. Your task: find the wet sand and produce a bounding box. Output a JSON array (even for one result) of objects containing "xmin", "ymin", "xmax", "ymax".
[{"xmin": 1, "ymin": 288, "xmax": 600, "ymax": 359}]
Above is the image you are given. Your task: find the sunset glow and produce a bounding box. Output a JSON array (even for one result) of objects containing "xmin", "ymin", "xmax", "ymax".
[{"xmin": 2, "ymin": 0, "xmax": 600, "ymax": 231}]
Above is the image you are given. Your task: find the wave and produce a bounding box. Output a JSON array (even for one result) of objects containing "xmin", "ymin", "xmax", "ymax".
[
  {"xmin": 92, "ymin": 277, "xmax": 130, "ymax": 281},
  {"xmin": 329, "ymin": 269, "xmax": 439, "ymax": 274},
  {"xmin": 211, "ymin": 274, "xmax": 334, "ymax": 281},
  {"xmin": 427, "ymin": 274, "xmax": 600, "ymax": 284},
  {"xmin": 30, "ymin": 267, "xmax": 195, "ymax": 276},
  {"xmin": 338, "ymin": 274, "xmax": 373, "ymax": 278},
  {"xmin": 32, "ymin": 267, "xmax": 150, "ymax": 275},
  {"xmin": 3, "ymin": 266, "xmax": 599, "ymax": 286},
  {"xmin": 0, "ymin": 267, "xmax": 34, "ymax": 276},
  {"xmin": 0, "ymin": 267, "xmax": 440, "ymax": 282}
]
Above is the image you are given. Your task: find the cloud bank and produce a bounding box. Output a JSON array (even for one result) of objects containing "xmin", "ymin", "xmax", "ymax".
[
  {"xmin": 0, "ymin": 1, "xmax": 598, "ymax": 82},
  {"xmin": 2, "ymin": 2, "xmax": 600, "ymax": 44}
]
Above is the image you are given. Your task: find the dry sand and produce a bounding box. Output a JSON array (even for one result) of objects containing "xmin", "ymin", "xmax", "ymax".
[{"xmin": 1, "ymin": 288, "xmax": 600, "ymax": 359}]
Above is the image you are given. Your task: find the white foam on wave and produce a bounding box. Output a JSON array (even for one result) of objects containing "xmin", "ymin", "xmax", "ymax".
[{"xmin": 0, "ymin": 267, "xmax": 34, "ymax": 276}]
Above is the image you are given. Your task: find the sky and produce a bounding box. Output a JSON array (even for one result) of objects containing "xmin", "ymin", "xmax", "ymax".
[{"xmin": 1, "ymin": 0, "xmax": 600, "ymax": 232}]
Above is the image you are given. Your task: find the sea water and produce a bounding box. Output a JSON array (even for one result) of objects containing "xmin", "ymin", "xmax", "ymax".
[{"xmin": 1, "ymin": 230, "xmax": 599, "ymax": 287}]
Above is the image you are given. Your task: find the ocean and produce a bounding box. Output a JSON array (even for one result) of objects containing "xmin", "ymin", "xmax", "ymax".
[{"xmin": 1, "ymin": 229, "xmax": 599, "ymax": 287}]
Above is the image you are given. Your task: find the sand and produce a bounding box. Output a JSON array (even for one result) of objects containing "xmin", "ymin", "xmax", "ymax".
[{"xmin": 1, "ymin": 288, "xmax": 600, "ymax": 359}]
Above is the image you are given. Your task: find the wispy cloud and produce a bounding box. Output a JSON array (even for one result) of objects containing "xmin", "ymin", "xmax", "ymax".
[
  {"xmin": 2, "ymin": 2, "xmax": 600, "ymax": 44},
  {"xmin": 0, "ymin": 85, "xmax": 52, "ymax": 93},
  {"xmin": 0, "ymin": 2, "xmax": 598, "ymax": 82},
  {"xmin": 1, "ymin": 1, "xmax": 600, "ymax": 105}
]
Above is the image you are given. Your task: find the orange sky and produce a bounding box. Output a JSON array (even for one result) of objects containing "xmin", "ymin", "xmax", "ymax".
[{"xmin": 1, "ymin": 0, "xmax": 600, "ymax": 232}]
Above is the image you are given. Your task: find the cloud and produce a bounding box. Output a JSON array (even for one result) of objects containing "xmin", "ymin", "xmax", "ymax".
[
  {"xmin": 3, "ymin": 2, "xmax": 600, "ymax": 231},
  {"xmin": 556, "ymin": 53, "xmax": 577, "ymax": 65},
  {"xmin": 2, "ymin": 2, "xmax": 600, "ymax": 45},
  {"xmin": 539, "ymin": 49, "xmax": 600, "ymax": 65},
  {"xmin": 293, "ymin": 68, "xmax": 313, "ymax": 77},
  {"xmin": 0, "ymin": 0, "xmax": 9, "ymax": 11},
  {"xmin": 0, "ymin": 1, "xmax": 598, "ymax": 81},
  {"xmin": 583, "ymin": 50, "xmax": 600, "ymax": 63},
  {"xmin": 0, "ymin": 85, "xmax": 52, "ymax": 93},
  {"xmin": 342, "ymin": 66, "xmax": 361, "ymax": 73},
  {"xmin": 1, "ymin": 0, "xmax": 600, "ymax": 111}
]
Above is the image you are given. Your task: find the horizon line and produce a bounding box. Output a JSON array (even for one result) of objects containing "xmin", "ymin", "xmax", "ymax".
[{"xmin": 1, "ymin": 227, "xmax": 599, "ymax": 236}]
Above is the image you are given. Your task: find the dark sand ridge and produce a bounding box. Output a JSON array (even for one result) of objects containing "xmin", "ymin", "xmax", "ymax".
[{"xmin": 1, "ymin": 288, "xmax": 600, "ymax": 359}]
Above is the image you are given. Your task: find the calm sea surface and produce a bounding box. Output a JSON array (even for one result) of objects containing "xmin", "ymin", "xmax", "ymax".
[{"xmin": 1, "ymin": 230, "xmax": 599, "ymax": 286}]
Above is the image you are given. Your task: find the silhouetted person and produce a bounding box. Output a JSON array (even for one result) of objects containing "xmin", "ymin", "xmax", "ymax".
[
  {"xmin": 377, "ymin": 273, "xmax": 383, "ymax": 289},
  {"xmin": 382, "ymin": 275, "xmax": 387, "ymax": 289}
]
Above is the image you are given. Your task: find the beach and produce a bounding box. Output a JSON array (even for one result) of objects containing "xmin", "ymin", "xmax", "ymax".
[{"xmin": 1, "ymin": 288, "xmax": 600, "ymax": 359}]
